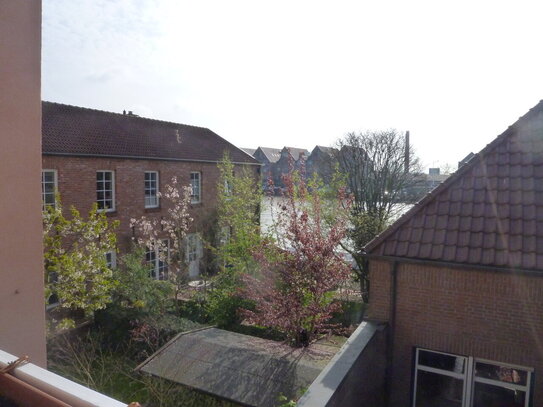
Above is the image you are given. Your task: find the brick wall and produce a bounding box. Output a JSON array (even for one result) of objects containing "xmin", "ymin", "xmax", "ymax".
[
  {"xmin": 42, "ymin": 155, "xmax": 258, "ymax": 254},
  {"xmin": 367, "ymin": 259, "xmax": 543, "ymax": 406}
]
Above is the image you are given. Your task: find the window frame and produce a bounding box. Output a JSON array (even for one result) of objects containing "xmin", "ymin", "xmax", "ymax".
[
  {"xmin": 144, "ymin": 171, "xmax": 160, "ymax": 208},
  {"xmin": 190, "ymin": 171, "xmax": 201, "ymax": 204},
  {"xmin": 96, "ymin": 170, "xmax": 115, "ymax": 212},
  {"xmin": 105, "ymin": 251, "xmax": 117, "ymax": 269},
  {"xmin": 413, "ymin": 347, "xmax": 533, "ymax": 407},
  {"xmin": 146, "ymin": 239, "xmax": 169, "ymax": 280},
  {"xmin": 42, "ymin": 169, "xmax": 58, "ymax": 210},
  {"xmin": 186, "ymin": 233, "xmax": 200, "ymax": 263}
]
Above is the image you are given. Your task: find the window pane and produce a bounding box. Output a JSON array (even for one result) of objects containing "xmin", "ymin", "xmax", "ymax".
[
  {"xmin": 415, "ymin": 370, "xmax": 464, "ymax": 407},
  {"xmin": 472, "ymin": 382, "xmax": 526, "ymax": 407},
  {"xmin": 418, "ymin": 350, "xmax": 466, "ymax": 374},
  {"xmin": 475, "ymin": 362, "xmax": 528, "ymax": 386}
]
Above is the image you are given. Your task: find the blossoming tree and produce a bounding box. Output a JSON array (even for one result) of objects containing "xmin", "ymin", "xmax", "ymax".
[
  {"xmin": 130, "ymin": 177, "xmax": 193, "ymax": 300},
  {"xmin": 43, "ymin": 198, "xmax": 118, "ymax": 329},
  {"xmin": 241, "ymin": 171, "xmax": 353, "ymax": 346}
]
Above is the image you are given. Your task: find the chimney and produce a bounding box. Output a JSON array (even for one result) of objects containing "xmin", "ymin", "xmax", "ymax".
[
  {"xmin": 128, "ymin": 110, "xmax": 133, "ymax": 115},
  {"xmin": 404, "ymin": 130, "xmax": 410, "ymax": 174},
  {"xmin": 123, "ymin": 110, "xmax": 126, "ymax": 115}
]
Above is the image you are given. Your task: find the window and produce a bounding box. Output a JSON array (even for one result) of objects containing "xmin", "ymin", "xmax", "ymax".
[
  {"xmin": 413, "ymin": 348, "xmax": 532, "ymax": 407},
  {"xmin": 105, "ymin": 251, "xmax": 116, "ymax": 269},
  {"xmin": 186, "ymin": 234, "xmax": 198, "ymax": 262},
  {"xmin": 190, "ymin": 172, "xmax": 201, "ymax": 203},
  {"xmin": 42, "ymin": 170, "xmax": 57, "ymax": 209},
  {"xmin": 145, "ymin": 171, "xmax": 159, "ymax": 208},
  {"xmin": 146, "ymin": 240, "xmax": 169, "ymax": 280},
  {"xmin": 96, "ymin": 171, "xmax": 115, "ymax": 211}
]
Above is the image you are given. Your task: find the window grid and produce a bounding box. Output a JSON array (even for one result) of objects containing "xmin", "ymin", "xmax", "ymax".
[
  {"xmin": 146, "ymin": 240, "xmax": 169, "ymax": 280},
  {"xmin": 145, "ymin": 171, "xmax": 159, "ymax": 208},
  {"xmin": 190, "ymin": 172, "xmax": 201, "ymax": 203},
  {"xmin": 413, "ymin": 348, "xmax": 532, "ymax": 407},
  {"xmin": 42, "ymin": 170, "xmax": 57, "ymax": 210},
  {"xmin": 105, "ymin": 251, "xmax": 116, "ymax": 269},
  {"xmin": 96, "ymin": 171, "xmax": 115, "ymax": 211},
  {"xmin": 187, "ymin": 234, "xmax": 199, "ymax": 262}
]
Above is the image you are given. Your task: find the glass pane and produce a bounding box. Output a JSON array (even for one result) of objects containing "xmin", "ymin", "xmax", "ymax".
[
  {"xmin": 475, "ymin": 362, "xmax": 528, "ymax": 386},
  {"xmin": 418, "ymin": 350, "xmax": 466, "ymax": 373},
  {"xmin": 472, "ymin": 382, "xmax": 526, "ymax": 407},
  {"xmin": 415, "ymin": 370, "xmax": 464, "ymax": 407}
]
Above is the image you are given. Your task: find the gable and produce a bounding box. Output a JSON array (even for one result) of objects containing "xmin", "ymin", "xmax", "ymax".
[{"xmin": 366, "ymin": 100, "xmax": 543, "ymax": 271}]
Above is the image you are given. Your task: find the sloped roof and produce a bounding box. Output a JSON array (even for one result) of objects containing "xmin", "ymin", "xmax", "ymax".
[
  {"xmin": 366, "ymin": 100, "xmax": 543, "ymax": 271},
  {"xmin": 283, "ymin": 146, "xmax": 310, "ymax": 160},
  {"xmin": 241, "ymin": 147, "xmax": 256, "ymax": 156},
  {"xmin": 255, "ymin": 147, "xmax": 282, "ymax": 163},
  {"xmin": 42, "ymin": 102, "xmax": 258, "ymax": 164},
  {"xmin": 312, "ymin": 145, "xmax": 336, "ymax": 155},
  {"xmin": 137, "ymin": 327, "xmax": 339, "ymax": 407}
]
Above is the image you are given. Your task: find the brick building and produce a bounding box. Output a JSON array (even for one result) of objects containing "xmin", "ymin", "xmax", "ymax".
[
  {"xmin": 364, "ymin": 100, "xmax": 543, "ymax": 406},
  {"xmin": 42, "ymin": 101, "xmax": 259, "ymax": 278}
]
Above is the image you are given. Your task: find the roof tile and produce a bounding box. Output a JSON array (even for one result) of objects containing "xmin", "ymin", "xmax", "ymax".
[
  {"xmin": 42, "ymin": 102, "xmax": 257, "ymax": 165},
  {"xmin": 365, "ymin": 100, "xmax": 543, "ymax": 272}
]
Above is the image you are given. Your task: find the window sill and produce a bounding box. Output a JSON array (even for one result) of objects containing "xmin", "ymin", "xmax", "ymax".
[{"xmin": 144, "ymin": 207, "xmax": 161, "ymax": 213}]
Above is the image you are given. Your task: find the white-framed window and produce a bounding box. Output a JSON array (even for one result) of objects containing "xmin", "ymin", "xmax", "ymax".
[
  {"xmin": 145, "ymin": 171, "xmax": 159, "ymax": 208},
  {"xmin": 105, "ymin": 251, "xmax": 116, "ymax": 269},
  {"xmin": 190, "ymin": 172, "xmax": 201, "ymax": 204},
  {"xmin": 186, "ymin": 233, "xmax": 201, "ymax": 263},
  {"xmin": 146, "ymin": 240, "xmax": 169, "ymax": 280},
  {"xmin": 96, "ymin": 171, "xmax": 115, "ymax": 211},
  {"xmin": 413, "ymin": 348, "xmax": 532, "ymax": 407},
  {"xmin": 220, "ymin": 226, "xmax": 231, "ymax": 246},
  {"xmin": 42, "ymin": 169, "xmax": 57, "ymax": 210}
]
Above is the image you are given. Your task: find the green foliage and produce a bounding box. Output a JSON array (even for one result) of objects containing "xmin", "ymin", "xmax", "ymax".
[
  {"xmin": 216, "ymin": 154, "xmax": 262, "ymax": 272},
  {"xmin": 112, "ymin": 247, "xmax": 174, "ymax": 316},
  {"xmin": 43, "ymin": 197, "xmax": 119, "ymax": 326},
  {"xmin": 206, "ymin": 154, "xmax": 262, "ymax": 326},
  {"xmin": 48, "ymin": 329, "xmax": 235, "ymax": 407}
]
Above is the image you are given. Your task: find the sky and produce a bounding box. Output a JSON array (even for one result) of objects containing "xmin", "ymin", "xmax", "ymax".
[{"xmin": 42, "ymin": 0, "xmax": 543, "ymax": 170}]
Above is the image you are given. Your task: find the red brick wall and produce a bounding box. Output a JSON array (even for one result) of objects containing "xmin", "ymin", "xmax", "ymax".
[
  {"xmin": 42, "ymin": 155, "xmax": 258, "ymax": 253},
  {"xmin": 368, "ymin": 259, "xmax": 543, "ymax": 406}
]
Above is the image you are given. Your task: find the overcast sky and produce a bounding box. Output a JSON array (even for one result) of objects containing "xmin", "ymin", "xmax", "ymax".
[{"xmin": 42, "ymin": 0, "xmax": 543, "ymax": 170}]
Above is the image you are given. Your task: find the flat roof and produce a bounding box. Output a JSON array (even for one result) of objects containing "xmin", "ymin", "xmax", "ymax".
[{"xmin": 137, "ymin": 327, "xmax": 342, "ymax": 407}]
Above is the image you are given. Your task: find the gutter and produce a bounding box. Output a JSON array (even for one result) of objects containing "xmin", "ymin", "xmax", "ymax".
[
  {"xmin": 42, "ymin": 152, "xmax": 262, "ymax": 166},
  {"xmin": 365, "ymin": 254, "xmax": 543, "ymax": 277},
  {"xmin": 384, "ymin": 261, "xmax": 398, "ymax": 406}
]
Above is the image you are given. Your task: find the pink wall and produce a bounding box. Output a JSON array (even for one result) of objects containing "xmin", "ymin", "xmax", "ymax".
[{"xmin": 0, "ymin": 0, "xmax": 46, "ymax": 366}]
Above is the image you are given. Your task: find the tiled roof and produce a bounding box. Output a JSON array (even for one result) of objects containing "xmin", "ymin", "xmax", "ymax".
[
  {"xmin": 283, "ymin": 146, "xmax": 309, "ymax": 160},
  {"xmin": 42, "ymin": 102, "xmax": 258, "ymax": 164},
  {"xmin": 256, "ymin": 147, "xmax": 282, "ymax": 163},
  {"xmin": 241, "ymin": 147, "xmax": 256, "ymax": 156},
  {"xmin": 366, "ymin": 100, "xmax": 543, "ymax": 271}
]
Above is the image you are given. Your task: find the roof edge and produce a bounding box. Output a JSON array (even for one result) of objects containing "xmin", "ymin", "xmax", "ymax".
[
  {"xmin": 365, "ymin": 253, "xmax": 543, "ymax": 276},
  {"xmin": 364, "ymin": 98, "xmax": 543, "ymax": 254},
  {"xmin": 42, "ymin": 152, "xmax": 262, "ymax": 166}
]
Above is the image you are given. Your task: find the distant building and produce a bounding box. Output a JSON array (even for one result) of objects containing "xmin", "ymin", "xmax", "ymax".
[
  {"xmin": 270, "ymin": 147, "xmax": 310, "ymax": 189},
  {"xmin": 306, "ymin": 145, "xmax": 337, "ymax": 185}
]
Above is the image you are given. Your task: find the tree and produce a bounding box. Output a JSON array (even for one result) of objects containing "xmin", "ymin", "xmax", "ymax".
[
  {"xmin": 43, "ymin": 197, "xmax": 119, "ymax": 329},
  {"xmin": 335, "ymin": 130, "xmax": 421, "ymax": 301},
  {"xmin": 130, "ymin": 177, "xmax": 193, "ymax": 303},
  {"xmin": 206, "ymin": 155, "xmax": 262, "ymax": 327},
  {"xmin": 240, "ymin": 170, "xmax": 352, "ymax": 346}
]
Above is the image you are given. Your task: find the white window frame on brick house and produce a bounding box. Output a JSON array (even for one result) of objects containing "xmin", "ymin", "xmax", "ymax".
[
  {"xmin": 412, "ymin": 347, "xmax": 533, "ymax": 407},
  {"xmin": 41, "ymin": 169, "xmax": 57, "ymax": 210},
  {"xmin": 190, "ymin": 171, "xmax": 201, "ymax": 204},
  {"xmin": 144, "ymin": 171, "xmax": 159, "ymax": 208},
  {"xmin": 96, "ymin": 170, "xmax": 115, "ymax": 212},
  {"xmin": 146, "ymin": 240, "xmax": 169, "ymax": 280},
  {"xmin": 105, "ymin": 251, "xmax": 116, "ymax": 269}
]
